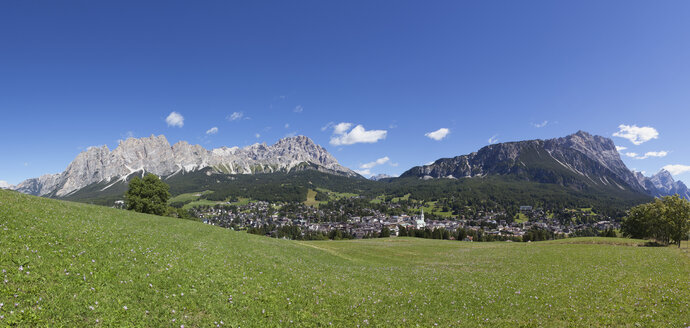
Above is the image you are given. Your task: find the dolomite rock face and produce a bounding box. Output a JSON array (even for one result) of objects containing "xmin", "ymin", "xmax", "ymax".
[
  {"xmin": 401, "ymin": 131, "xmax": 639, "ymax": 186},
  {"xmin": 400, "ymin": 130, "xmax": 688, "ymax": 199},
  {"xmin": 542, "ymin": 131, "xmax": 645, "ymax": 191},
  {"xmin": 14, "ymin": 135, "xmax": 357, "ymax": 197},
  {"xmin": 647, "ymin": 169, "xmax": 690, "ymax": 199}
]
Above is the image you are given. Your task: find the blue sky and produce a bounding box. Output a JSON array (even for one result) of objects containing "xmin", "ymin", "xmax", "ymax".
[{"xmin": 1, "ymin": 1, "xmax": 690, "ymax": 186}]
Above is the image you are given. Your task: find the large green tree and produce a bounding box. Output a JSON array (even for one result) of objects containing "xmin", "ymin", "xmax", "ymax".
[
  {"xmin": 622, "ymin": 195, "xmax": 690, "ymax": 247},
  {"xmin": 125, "ymin": 173, "xmax": 171, "ymax": 216}
]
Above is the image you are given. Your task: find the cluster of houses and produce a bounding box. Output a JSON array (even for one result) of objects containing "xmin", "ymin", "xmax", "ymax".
[{"xmin": 192, "ymin": 201, "xmax": 619, "ymax": 239}]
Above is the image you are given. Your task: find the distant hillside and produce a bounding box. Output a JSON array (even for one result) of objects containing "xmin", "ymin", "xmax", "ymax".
[{"xmin": 1, "ymin": 189, "xmax": 688, "ymax": 326}]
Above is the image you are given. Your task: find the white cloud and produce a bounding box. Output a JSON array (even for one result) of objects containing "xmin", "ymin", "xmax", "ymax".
[
  {"xmin": 355, "ymin": 169, "xmax": 371, "ymax": 176},
  {"xmin": 663, "ymin": 164, "xmax": 690, "ymax": 175},
  {"xmin": 255, "ymin": 133, "xmax": 261, "ymax": 138},
  {"xmin": 532, "ymin": 120, "xmax": 548, "ymax": 128},
  {"xmin": 613, "ymin": 124, "xmax": 659, "ymax": 145},
  {"xmin": 206, "ymin": 127, "xmax": 218, "ymax": 135},
  {"xmin": 321, "ymin": 122, "xmax": 334, "ymax": 131},
  {"xmin": 625, "ymin": 151, "xmax": 669, "ymax": 160},
  {"xmin": 0, "ymin": 180, "xmax": 11, "ymax": 189},
  {"xmin": 293, "ymin": 105, "xmax": 303, "ymax": 113},
  {"xmin": 425, "ymin": 128, "xmax": 450, "ymax": 141},
  {"xmin": 641, "ymin": 151, "xmax": 668, "ymax": 159},
  {"xmin": 285, "ymin": 131, "xmax": 297, "ymax": 138},
  {"xmin": 329, "ymin": 123, "xmax": 387, "ymax": 146},
  {"xmin": 227, "ymin": 112, "xmax": 244, "ymax": 121},
  {"xmin": 284, "ymin": 123, "xmax": 290, "ymax": 129},
  {"xmin": 616, "ymin": 146, "xmax": 627, "ymax": 152},
  {"xmin": 360, "ymin": 156, "xmax": 390, "ymax": 169},
  {"xmin": 488, "ymin": 135, "xmax": 499, "ymax": 144},
  {"xmin": 165, "ymin": 112, "xmax": 184, "ymax": 127},
  {"xmin": 333, "ymin": 122, "xmax": 353, "ymax": 135}
]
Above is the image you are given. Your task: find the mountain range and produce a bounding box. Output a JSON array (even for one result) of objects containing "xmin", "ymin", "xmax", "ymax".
[
  {"xmin": 9, "ymin": 131, "xmax": 689, "ymax": 201},
  {"xmin": 13, "ymin": 135, "xmax": 357, "ymax": 197}
]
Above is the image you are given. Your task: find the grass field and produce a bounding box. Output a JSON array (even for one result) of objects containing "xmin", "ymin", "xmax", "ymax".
[
  {"xmin": 315, "ymin": 188, "xmax": 359, "ymax": 200},
  {"xmin": 168, "ymin": 191, "xmax": 254, "ymax": 210},
  {"xmin": 168, "ymin": 191, "xmax": 226, "ymax": 210},
  {"xmin": 1, "ymin": 190, "xmax": 689, "ymax": 327},
  {"xmin": 168, "ymin": 191, "xmax": 213, "ymax": 204},
  {"xmin": 515, "ymin": 213, "xmax": 529, "ymax": 223},
  {"xmin": 303, "ymin": 189, "xmax": 322, "ymax": 207},
  {"xmin": 420, "ymin": 201, "xmax": 454, "ymax": 218}
]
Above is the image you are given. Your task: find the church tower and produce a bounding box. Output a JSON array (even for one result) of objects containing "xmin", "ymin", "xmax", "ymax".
[{"xmin": 415, "ymin": 208, "xmax": 426, "ymax": 228}]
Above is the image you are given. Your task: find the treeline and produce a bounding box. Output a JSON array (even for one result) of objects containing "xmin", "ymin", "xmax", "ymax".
[
  {"xmin": 245, "ymin": 223, "xmax": 622, "ymax": 243},
  {"xmin": 622, "ymin": 195, "xmax": 690, "ymax": 247},
  {"xmin": 203, "ymin": 183, "xmax": 305, "ymax": 203},
  {"xmin": 163, "ymin": 169, "xmax": 649, "ymax": 219},
  {"xmin": 247, "ymin": 224, "xmax": 356, "ymax": 241},
  {"xmin": 377, "ymin": 176, "xmax": 647, "ymax": 219},
  {"xmin": 399, "ymin": 226, "xmax": 524, "ymax": 242},
  {"xmin": 398, "ymin": 226, "xmax": 619, "ymax": 242},
  {"xmin": 569, "ymin": 227, "xmax": 617, "ymax": 238}
]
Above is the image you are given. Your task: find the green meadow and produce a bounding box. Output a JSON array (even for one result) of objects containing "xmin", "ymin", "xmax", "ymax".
[{"xmin": 1, "ymin": 190, "xmax": 688, "ymax": 327}]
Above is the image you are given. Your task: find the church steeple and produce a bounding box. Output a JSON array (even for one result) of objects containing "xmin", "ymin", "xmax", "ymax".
[{"xmin": 415, "ymin": 208, "xmax": 426, "ymax": 229}]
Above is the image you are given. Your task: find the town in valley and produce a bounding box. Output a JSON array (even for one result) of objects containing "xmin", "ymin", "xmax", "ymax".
[{"xmin": 186, "ymin": 197, "xmax": 619, "ymax": 241}]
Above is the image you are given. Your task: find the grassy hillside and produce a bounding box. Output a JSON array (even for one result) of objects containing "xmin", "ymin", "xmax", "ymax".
[{"xmin": 1, "ymin": 190, "xmax": 688, "ymax": 327}]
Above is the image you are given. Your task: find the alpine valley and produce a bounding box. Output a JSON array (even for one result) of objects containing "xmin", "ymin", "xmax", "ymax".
[{"xmin": 9, "ymin": 131, "xmax": 688, "ymax": 216}]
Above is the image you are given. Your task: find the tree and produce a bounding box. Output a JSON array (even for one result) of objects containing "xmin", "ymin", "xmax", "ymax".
[
  {"xmin": 456, "ymin": 227, "xmax": 468, "ymax": 241},
  {"xmin": 664, "ymin": 195, "xmax": 690, "ymax": 247},
  {"xmin": 622, "ymin": 195, "xmax": 690, "ymax": 247},
  {"xmin": 398, "ymin": 225, "xmax": 408, "ymax": 237},
  {"xmin": 379, "ymin": 226, "xmax": 391, "ymax": 238},
  {"xmin": 125, "ymin": 173, "xmax": 171, "ymax": 216}
]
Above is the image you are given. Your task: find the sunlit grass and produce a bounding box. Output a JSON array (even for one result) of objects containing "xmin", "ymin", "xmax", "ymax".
[
  {"xmin": 168, "ymin": 190, "xmax": 212, "ymax": 204},
  {"xmin": 1, "ymin": 190, "xmax": 688, "ymax": 327},
  {"xmin": 303, "ymin": 189, "xmax": 323, "ymax": 207}
]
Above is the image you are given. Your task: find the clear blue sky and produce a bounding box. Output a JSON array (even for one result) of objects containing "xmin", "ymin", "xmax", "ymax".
[{"xmin": 2, "ymin": 1, "xmax": 690, "ymax": 185}]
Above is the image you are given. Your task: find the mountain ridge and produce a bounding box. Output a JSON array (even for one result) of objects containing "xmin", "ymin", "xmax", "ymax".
[
  {"xmin": 14, "ymin": 135, "xmax": 358, "ymax": 197},
  {"xmin": 11, "ymin": 131, "xmax": 687, "ymax": 202},
  {"xmin": 401, "ymin": 131, "xmax": 686, "ymax": 199}
]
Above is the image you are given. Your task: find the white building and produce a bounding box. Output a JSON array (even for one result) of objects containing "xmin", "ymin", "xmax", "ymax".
[{"xmin": 415, "ymin": 209, "xmax": 426, "ymax": 229}]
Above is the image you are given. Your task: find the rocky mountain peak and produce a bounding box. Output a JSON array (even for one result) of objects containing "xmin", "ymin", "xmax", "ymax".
[
  {"xmin": 558, "ymin": 131, "xmax": 618, "ymax": 160},
  {"xmin": 14, "ymin": 135, "xmax": 356, "ymax": 197},
  {"xmin": 653, "ymin": 169, "xmax": 673, "ymax": 180},
  {"xmin": 547, "ymin": 131, "xmax": 642, "ymax": 190},
  {"xmin": 402, "ymin": 131, "xmax": 647, "ymax": 192},
  {"xmin": 276, "ymin": 135, "xmax": 312, "ymax": 145},
  {"xmin": 650, "ymin": 169, "xmax": 677, "ymax": 192},
  {"xmin": 370, "ymin": 174, "xmax": 394, "ymax": 181}
]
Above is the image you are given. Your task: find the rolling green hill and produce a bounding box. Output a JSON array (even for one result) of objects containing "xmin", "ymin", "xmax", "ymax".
[{"xmin": 1, "ymin": 190, "xmax": 688, "ymax": 326}]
